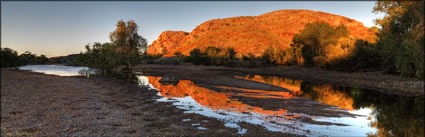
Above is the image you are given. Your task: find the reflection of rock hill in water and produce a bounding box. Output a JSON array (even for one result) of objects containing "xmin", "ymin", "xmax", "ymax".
[
  {"xmin": 147, "ymin": 76, "xmax": 294, "ymax": 116},
  {"xmin": 215, "ymin": 86, "xmax": 293, "ymax": 99},
  {"xmin": 235, "ymin": 75, "xmax": 303, "ymax": 95},
  {"xmin": 144, "ymin": 74, "xmax": 424, "ymax": 136},
  {"xmin": 235, "ymin": 75, "xmax": 354, "ymax": 110}
]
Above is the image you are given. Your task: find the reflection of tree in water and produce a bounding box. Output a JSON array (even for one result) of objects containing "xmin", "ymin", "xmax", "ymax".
[
  {"xmin": 352, "ymin": 89, "xmax": 424, "ymax": 137},
  {"xmin": 300, "ymin": 82, "xmax": 424, "ymax": 137},
  {"xmin": 298, "ymin": 83, "xmax": 354, "ymax": 110}
]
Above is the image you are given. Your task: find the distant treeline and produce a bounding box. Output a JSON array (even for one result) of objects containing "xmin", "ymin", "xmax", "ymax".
[
  {"xmin": 50, "ymin": 54, "xmax": 81, "ymax": 65},
  {"xmin": 0, "ymin": 48, "xmax": 84, "ymax": 67},
  {"xmin": 0, "ymin": 48, "xmax": 48, "ymax": 67}
]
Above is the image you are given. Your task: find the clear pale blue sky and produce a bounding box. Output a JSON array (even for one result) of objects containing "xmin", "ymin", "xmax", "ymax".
[{"xmin": 1, "ymin": 1, "xmax": 384, "ymax": 57}]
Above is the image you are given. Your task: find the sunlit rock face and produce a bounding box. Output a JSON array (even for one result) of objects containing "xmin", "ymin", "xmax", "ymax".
[
  {"xmin": 147, "ymin": 31, "xmax": 189, "ymax": 55},
  {"xmin": 148, "ymin": 9, "xmax": 377, "ymax": 57}
]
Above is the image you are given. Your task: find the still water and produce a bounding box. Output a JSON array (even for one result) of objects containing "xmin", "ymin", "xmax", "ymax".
[
  {"xmin": 138, "ymin": 75, "xmax": 424, "ymax": 137},
  {"xmin": 18, "ymin": 65, "xmax": 95, "ymax": 76},
  {"xmin": 17, "ymin": 65, "xmax": 424, "ymax": 137}
]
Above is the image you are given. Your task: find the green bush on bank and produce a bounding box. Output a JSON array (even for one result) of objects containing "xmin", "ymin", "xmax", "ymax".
[
  {"xmin": 326, "ymin": 42, "xmax": 381, "ymax": 72},
  {"xmin": 261, "ymin": 46, "xmax": 301, "ymax": 66},
  {"xmin": 140, "ymin": 54, "xmax": 163, "ymax": 64},
  {"xmin": 74, "ymin": 43, "xmax": 119, "ymax": 74},
  {"xmin": 186, "ymin": 47, "xmax": 237, "ymax": 67}
]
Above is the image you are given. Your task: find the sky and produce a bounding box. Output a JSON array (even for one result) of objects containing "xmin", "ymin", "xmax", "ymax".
[{"xmin": 1, "ymin": 1, "xmax": 385, "ymax": 57}]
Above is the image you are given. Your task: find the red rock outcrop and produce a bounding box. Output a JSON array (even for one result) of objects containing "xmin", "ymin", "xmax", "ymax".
[
  {"xmin": 147, "ymin": 31, "xmax": 189, "ymax": 55},
  {"xmin": 148, "ymin": 9, "xmax": 377, "ymax": 57}
]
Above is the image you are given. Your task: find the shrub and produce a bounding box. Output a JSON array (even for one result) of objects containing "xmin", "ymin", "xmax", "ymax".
[
  {"xmin": 222, "ymin": 48, "xmax": 236, "ymax": 60},
  {"xmin": 242, "ymin": 53, "xmax": 255, "ymax": 61},
  {"xmin": 394, "ymin": 39, "xmax": 424, "ymax": 78},
  {"xmin": 205, "ymin": 47, "xmax": 222, "ymax": 65},
  {"xmin": 300, "ymin": 45, "xmax": 314, "ymax": 67},
  {"xmin": 262, "ymin": 46, "xmax": 285, "ymax": 65},
  {"xmin": 349, "ymin": 45, "xmax": 381, "ymax": 70},
  {"xmin": 188, "ymin": 47, "xmax": 238, "ymax": 66},
  {"xmin": 1, "ymin": 48, "xmax": 19, "ymax": 67},
  {"xmin": 283, "ymin": 47, "xmax": 302, "ymax": 65},
  {"xmin": 376, "ymin": 33, "xmax": 424, "ymax": 78},
  {"xmin": 240, "ymin": 53, "xmax": 266, "ymax": 68},
  {"xmin": 313, "ymin": 56, "xmax": 327, "ymax": 68},
  {"xmin": 259, "ymin": 46, "xmax": 303, "ymax": 66},
  {"xmin": 261, "ymin": 47, "xmax": 274, "ymax": 64},
  {"xmin": 174, "ymin": 52, "xmax": 184, "ymax": 58},
  {"xmin": 139, "ymin": 54, "xmax": 163, "ymax": 64},
  {"xmin": 327, "ymin": 42, "xmax": 381, "ymax": 72},
  {"xmin": 183, "ymin": 56, "xmax": 192, "ymax": 63},
  {"xmin": 189, "ymin": 48, "xmax": 202, "ymax": 65},
  {"xmin": 76, "ymin": 43, "xmax": 119, "ymax": 74}
]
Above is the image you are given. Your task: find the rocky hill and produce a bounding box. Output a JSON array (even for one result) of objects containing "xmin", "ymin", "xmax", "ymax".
[
  {"xmin": 148, "ymin": 9, "xmax": 377, "ymax": 57},
  {"xmin": 147, "ymin": 31, "xmax": 189, "ymax": 55}
]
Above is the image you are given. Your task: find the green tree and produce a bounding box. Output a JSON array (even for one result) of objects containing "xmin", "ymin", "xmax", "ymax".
[
  {"xmin": 373, "ymin": 0, "xmax": 424, "ymax": 79},
  {"xmin": 18, "ymin": 51, "xmax": 37, "ymax": 65},
  {"xmin": 109, "ymin": 20, "xmax": 147, "ymax": 70},
  {"xmin": 37, "ymin": 55, "xmax": 49, "ymax": 64},
  {"xmin": 205, "ymin": 47, "xmax": 222, "ymax": 65},
  {"xmin": 262, "ymin": 46, "xmax": 283, "ymax": 65},
  {"xmin": 292, "ymin": 22, "xmax": 349, "ymax": 67},
  {"xmin": 221, "ymin": 48, "xmax": 236, "ymax": 60},
  {"xmin": 76, "ymin": 42, "xmax": 119, "ymax": 74},
  {"xmin": 328, "ymin": 39, "xmax": 381, "ymax": 72},
  {"xmin": 0, "ymin": 48, "xmax": 19, "ymax": 67},
  {"xmin": 174, "ymin": 52, "xmax": 184, "ymax": 58},
  {"xmin": 221, "ymin": 48, "xmax": 236, "ymax": 67},
  {"xmin": 262, "ymin": 46, "xmax": 299, "ymax": 65},
  {"xmin": 189, "ymin": 48, "xmax": 202, "ymax": 65}
]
